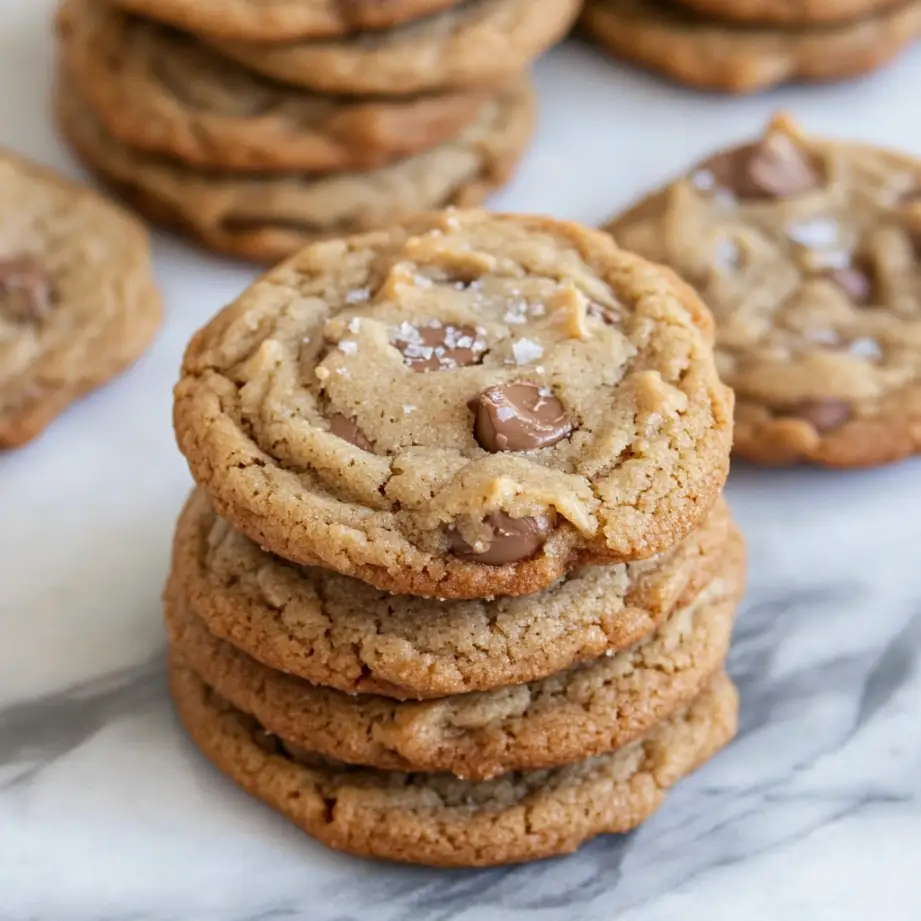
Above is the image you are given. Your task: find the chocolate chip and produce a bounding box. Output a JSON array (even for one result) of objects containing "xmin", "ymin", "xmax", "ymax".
[
  {"xmin": 449, "ymin": 512, "xmax": 551, "ymax": 566},
  {"xmin": 0, "ymin": 256, "xmax": 52, "ymax": 321},
  {"xmin": 329, "ymin": 413, "xmax": 373, "ymax": 451},
  {"xmin": 470, "ymin": 382, "xmax": 573, "ymax": 453},
  {"xmin": 393, "ymin": 321, "xmax": 486, "ymax": 372},
  {"xmin": 781, "ymin": 399, "xmax": 852, "ymax": 433},
  {"xmin": 697, "ymin": 134, "xmax": 823, "ymax": 201},
  {"xmin": 824, "ymin": 263, "xmax": 875, "ymax": 305}
]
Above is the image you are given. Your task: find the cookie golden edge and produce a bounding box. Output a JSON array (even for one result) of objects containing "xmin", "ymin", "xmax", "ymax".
[
  {"xmin": 165, "ymin": 525, "xmax": 744, "ymax": 779},
  {"xmin": 660, "ymin": 0, "xmax": 903, "ymax": 25},
  {"xmin": 104, "ymin": 0, "xmax": 467, "ymax": 42},
  {"xmin": 56, "ymin": 0, "xmax": 494, "ymax": 174},
  {"xmin": 53, "ymin": 65, "xmax": 537, "ymax": 264},
  {"xmin": 0, "ymin": 151, "xmax": 162, "ymax": 449},
  {"xmin": 169, "ymin": 659, "xmax": 739, "ymax": 867},
  {"xmin": 579, "ymin": 0, "xmax": 921, "ymax": 95}
]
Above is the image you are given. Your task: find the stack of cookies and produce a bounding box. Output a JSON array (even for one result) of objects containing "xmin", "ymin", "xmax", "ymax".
[
  {"xmin": 165, "ymin": 210, "xmax": 743, "ymax": 867},
  {"xmin": 581, "ymin": 0, "xmax": 921, "ymax": 94},
  {"xmin": 54, "ymin": 0, "xmax": 581, "ymax": 263}
]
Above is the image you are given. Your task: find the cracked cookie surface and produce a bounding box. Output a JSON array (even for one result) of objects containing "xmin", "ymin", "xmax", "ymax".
[
  {"xmin": 169, "ymin": 660, "xmax": 738, "ymax": 866},
  {"xmin": 0, "ymin": 150, "xmax": 160, "ymax": 448},
  {"xmin": 170, "ymin": 489, "xmax": 733, "ymax": 697},
  {"xmin": 167, "ymin": 527, "xmax": 743, "ymax": 779},
  {"xmin": 172, "ymin": 211, "xmax": 733, "ymax": 598},
  {"xmin": 210, "ymin": 0, "xmax": 582, "ymax": 95},
  {"xmin": 104, "ymin": 0, "xmax": 465, "ymax": 41},
  {"xmin": 580, "ymin": 0, "xmax": 921, "ymax": 94},
  {"xmin": 58, "ymin": 0, "xmax": 490, "ymax": 173},
  {"xmin": 607, "ymin": 115, "xmax": 921, "ymax": 467},
  {"xmin": 56, "ymin": 77, "xmax": 533, "ymax": 263}
]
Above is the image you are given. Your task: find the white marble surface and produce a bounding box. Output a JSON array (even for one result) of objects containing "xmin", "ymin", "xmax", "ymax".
[{"xmin": 2, "ymin": 0, "xmax": 921, "ymax": 917}]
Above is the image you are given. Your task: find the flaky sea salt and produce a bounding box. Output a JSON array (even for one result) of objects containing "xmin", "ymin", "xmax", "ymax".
[{"xmin": 512, "ymin": 338, "xmax": 544, "ymax": 365}]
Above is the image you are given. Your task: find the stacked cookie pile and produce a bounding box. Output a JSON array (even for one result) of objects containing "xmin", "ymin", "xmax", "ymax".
[
  {"xmin": 54, "ymin": 0, "xmax": 581, "ymax": 263},
  {"xmin": 165, "ymin": 210, "xmax": 743, "ymax": 867},
  {"xmin": 581, "ymin": 0, "xmax": 921, "ymax": 94}
]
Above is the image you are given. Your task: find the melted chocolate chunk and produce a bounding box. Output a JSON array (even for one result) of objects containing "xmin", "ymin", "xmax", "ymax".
[
  {"xmin": 449, "ymin": 512, "xmax": 551, "ymax": 566},
  {"xmin": 470, "ymin": 382, "xmax": 573, "ymax": 453},
  {"xmin": 697, "ymin": 134, "xmax": 823, "ymax": 201},
  {"xmin": 781, "ymin": 399, "xmax": 852, "ymax": 433},
  {"xmin": 329, "ymin": 414, "xmax": 374, "ymax": 451},
  {"xmin": 394, "ymin": 322, "xmax": 486, "ymax": 372},
  {"xmin": 0, "ymin": 256, "xmax": 53, "ymax": 321}
]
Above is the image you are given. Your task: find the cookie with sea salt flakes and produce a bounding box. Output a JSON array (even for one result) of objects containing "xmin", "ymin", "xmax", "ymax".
[
  {"xmin": 173, "ymin": 211, "xmax": 733, "ymax": 599},
  {"xmin": 0, "ymin": 150, "xmax": 160, "ymax": 448},
  {"xmin": 170, "ymin": 659, "xmax": 739, "ymax": 867},
  {"xmin": 606, "ymin": 114, "xmax": 921, "ymax": 468}
]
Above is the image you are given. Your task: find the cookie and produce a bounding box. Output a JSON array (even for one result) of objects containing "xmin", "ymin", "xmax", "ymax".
[
  {"xmin": 56, "ymin": 75, "xmax": 533, "ymax": 263},
  {"xmin": 105, "ymin": 0, "xmax": 465, "ymax": 42},
  {"xmin": 0, "ymin": 151, "xmax": 160, "ymax": 448},
  {"xmin": 58, "ymin": 0, "xmax": 490, "ymax": 173},
  {"xmin": 580, "ymin": 0, "xmax": 921, "ymax": 94},
  {"xmin": 167, "ymin": 528, "xmax": 742, "ymax": 780},
  {"xmin": 169, "ymin": 491, "xmax": 735, "ymax": 697},
  {"xmin": 172, "ymin": 210, "xmax": 733, "ymax": 597},
  {"xmin": 670, "ymin": 0, "xmax": 905, "ymax": 26},
  {"xmin": 210, "ymin": 0, "xmax": 582, "ymax": 96},
  {"xmin": 607, "ymin": 114, "xmax": 921, "ymax": 467},
  {"xmin": 170, "ymin": 660, "xmax": 738, "ymax": 867}
]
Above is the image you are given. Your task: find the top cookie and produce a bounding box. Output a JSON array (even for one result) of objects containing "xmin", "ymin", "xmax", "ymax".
[
  {"xmin": 174, "ymin": 210, "xmax": 733, "ymax": 598},
  {"xmin": 209, "ymin": 0, "xmax": 583, "ymax": 96},
  {"xmin": 608, "ymin": 115, "xmax": 921, "ymax": 468},
  {"xmin": 664, "ymin": 0, "xmax": 903, "ymax": 25},
  {"xmin": 104, "ymin": 0, "xmax": 466, "ymax": 42},
  {"xmin": 0, "ymin": 150, "xmax": 161, "ymax": 448}
]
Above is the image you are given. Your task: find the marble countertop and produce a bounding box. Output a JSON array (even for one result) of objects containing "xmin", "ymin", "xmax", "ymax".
[{"xmin": 2, "ymin": 1, "xmax": 920, "ymax": 917}]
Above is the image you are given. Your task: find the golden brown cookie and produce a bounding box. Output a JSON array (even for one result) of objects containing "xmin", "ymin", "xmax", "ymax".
[
  {"xmin": 210, "ymin": 0, "xmax": 582, "ymax": 96},
  {"xmin": 171, "ymin": 211, "xmax": 733, "ymax": 597},
  {"xmin": 104, "ymin": 0, "xmax": 465, "ymax": 42},
  {"xmin": 607, "ymin": 115, "xmax": 921, "ymax": 468},
  {"xmin": 671, "ymin": 0, "xmax": 905, "ymax": 26},
  {"xmin": 169, "ymin": 491, "xmax": 735, "ymax": 697},
  {"xmin": 56, "ymin": 74, "xmax": 533, "ymax": 263},
  {"xmin": 0, "ymin": 150, "xmax": 161, "ymax": 448},
  {"xmin": 167, "ymin": 530, "xmax": 743, "ymax": 779},
  {"xmin": 58, "ymin": 0, "xmax": 490, "ymax": 173},
  {"xmin": 170, "ymin": 659, "xmax": 739, "ymax": 867},
  {"xmin": 581, "ymin": 0, "xmax": 921, "ymax": 94}
]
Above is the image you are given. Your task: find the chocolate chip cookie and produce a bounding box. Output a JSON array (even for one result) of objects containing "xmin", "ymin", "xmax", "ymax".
[
  {"xmin": 672, "ymin": 0, "xmax": 905, "ymax": 26},
  {"xmin": 167, "ymin": 527, "xmax": 743, "ymax": 779},
  {"xmin": 170, "ymin": 659, "xmax": 738, "ymax": 866},
  {"xmin": 59, "ymin": 0, "xmax": 490, "ymax": 173},
  {"xmin": 210, "ymin": 0, "xmax": 582, "ymax": 96},
  {"xmin": 56, "ymin": 76, "xmax": 533, "ymax": 262},
  {"xmin": 171, "ymin": 490, "xmax": 735, "ymax": 696},
  {"xmin": 581, "ymin": 0, "xmax": 921, "ymax": 94},
  {"xmin": 607, "ymin": 114, "xmax": 921, "ymax": 467},
  {"xmin": 0, "ymin": 151, "xmax": 160, "ymax": 448},
  {"xmin": 172, "ymin": 211, "xmax": 733, "ymax": 597},
  {"xmin": 105, "ymin": 0, "xmax": 465, "ymax": 42}
]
